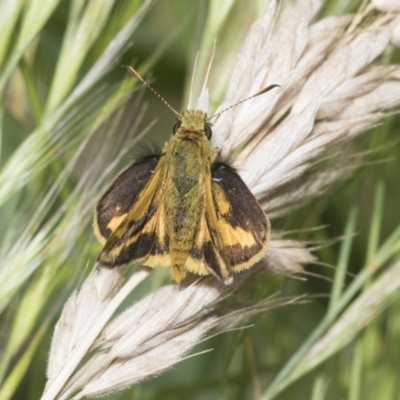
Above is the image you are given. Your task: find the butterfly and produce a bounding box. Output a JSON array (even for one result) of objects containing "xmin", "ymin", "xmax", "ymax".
[{"xmin": 94, "ymin": 67, "xmax": 275, "ymax": 284}]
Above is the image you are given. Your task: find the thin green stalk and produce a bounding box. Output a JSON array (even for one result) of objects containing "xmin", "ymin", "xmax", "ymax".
[
  {"xmin": 19, "ymin": 58, "xmax": 44, "ymax": 124},
  {"xmin": 349, "ymin": 182, "xmax": 385, "ymax": 400},
  {"xmin": 329, "ymin": 206, "xmax": 358, "ymax": 310},
  {"xmin": 348, "ymin": 343, "xmax": 363, "ymax": 400},
  {"xmin": 310, "ymin": 374, "xmax": 329, "ymax": 400},
  {"xmin": 366, "ymin": 182, "xmax": 385, "ymax": 267}
]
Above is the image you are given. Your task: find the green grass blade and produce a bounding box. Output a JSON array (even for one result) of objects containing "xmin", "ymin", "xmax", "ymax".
[
  {"xmin": 0, "ymin": 0, "xmax": 60, "ymax": 93},
  {"xmin": 329, "ymin": 206, "xmax": 358, "ymax": 310},
  {"xmin": 44, "ymin": 0, "xmax": 117, "ymax": 115},
  {"xmin": 0, "ymin": 0, "xmax": 25, "ymax": 69}
]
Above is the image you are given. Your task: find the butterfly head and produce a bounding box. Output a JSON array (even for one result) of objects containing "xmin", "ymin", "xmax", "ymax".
[{"xmin": 173, "ymin": 109, "xmax": 212, "ymax": 139}]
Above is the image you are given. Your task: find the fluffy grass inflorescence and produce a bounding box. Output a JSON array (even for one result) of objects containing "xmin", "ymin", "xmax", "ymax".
[{"xmin": 1, "ymin": 0, "xmax": 400, "ymax": 399}]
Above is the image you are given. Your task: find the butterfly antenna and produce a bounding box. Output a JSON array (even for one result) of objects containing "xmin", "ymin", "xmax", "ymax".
[
  {"xmin": 208, "ymin": 84, "xmax": 280, "ymax": 121},
  {"xmin": 125, "ymin": 66, "xmax": 181, "ymax": 118}
]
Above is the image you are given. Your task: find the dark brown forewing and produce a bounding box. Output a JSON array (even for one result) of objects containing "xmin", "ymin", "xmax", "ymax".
[
  {"xmin": 94, "ymin": 157, "xmax": 159, "ymax": 242},
  {"xmin": 211, "ymin": 162, "xmax": 270, "ymax": 271},
  {"xmin": 96, "ymin": 157, "xmax": 171, "ymax": 269}
]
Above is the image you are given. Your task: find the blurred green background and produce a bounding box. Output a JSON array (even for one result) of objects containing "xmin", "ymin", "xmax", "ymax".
[{"xmin": 0, "ymin": 0, "xmax": 399, "ymax": 399}]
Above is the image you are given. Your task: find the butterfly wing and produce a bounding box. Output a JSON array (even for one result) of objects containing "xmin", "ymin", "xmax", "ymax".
[
  {"xmin": 185, "ymin": 162, "xmax": 269, "ymax": 283},
  {"xmin": 95, "ymin": 156, "xmax": 171, "ymax": 268},
  {"xmin": 210, "ymin": 162, "xmax": 270, "ymax": 272}
]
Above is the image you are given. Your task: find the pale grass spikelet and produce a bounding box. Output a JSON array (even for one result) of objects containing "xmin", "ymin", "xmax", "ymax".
[
  {"xmin": 390, "ymin": 15, "xmax": 400, "ymax": 46},
  {"xmin": 43, "ymin": 242, "xmax": 311, "ymax": 400},
  {"xmin": 46, "ymin": 269, "xmax": 123, "ymax": 385},
  {"xmin": 211, "ymin": 0, "xmax": 400, "ymax": 209},
  {"xmin": 372, "ymin": 0, "xmax": 400, "ymax": 12},
  {"xmin": 42, "ymin": 0, "xmax": 400, "ymax": 398}
]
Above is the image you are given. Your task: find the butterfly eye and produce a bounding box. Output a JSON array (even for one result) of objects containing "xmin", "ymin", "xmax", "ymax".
[
  {"xmin": 204, "ymin": 124, "xmax": 212, "ymax": 140},
  {"xmin": 173, "ymin": 121, "xmax": 181, "ymax": 134}
]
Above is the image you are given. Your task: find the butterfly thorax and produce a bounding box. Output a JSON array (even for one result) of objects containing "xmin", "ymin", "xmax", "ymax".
[{"xmin": 163, "ymin": 109, "xmax": 212, "ymax": 282}]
